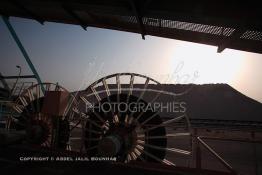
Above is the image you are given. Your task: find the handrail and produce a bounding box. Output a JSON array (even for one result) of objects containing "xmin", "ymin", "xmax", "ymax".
[{"xmin": 196, "ymin": 136, "xmax": 238, "ymax": 174}]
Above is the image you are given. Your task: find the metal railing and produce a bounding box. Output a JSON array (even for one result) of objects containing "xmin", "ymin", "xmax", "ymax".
[
  {"xmin": 195, "ymin": 136, "xmax": 238, "ymax": 175},
  {"xmin": 10, "ymin": 81, "xmax": 34, "ymax": 97}
]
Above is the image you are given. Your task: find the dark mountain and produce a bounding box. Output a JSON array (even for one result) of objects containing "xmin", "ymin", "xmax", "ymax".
[
  {"xmin": 164, "ymin": 84, "xmax": 262, "ymax": 122},
  {"xmin": 75, "ymin": 84, "xmax": 262, "ymax": 122}
]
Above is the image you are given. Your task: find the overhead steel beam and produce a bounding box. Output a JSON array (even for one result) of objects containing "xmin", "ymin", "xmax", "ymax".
[
  {"xmin": 0, "ymin": 0, "xmax": 261, "ymax": 54},
  {"xmin": 129, "ymin": 0, "xmax": 146, "ymax": 39},
  {"xmin": 62, "ymin": 5, "xmax": 88, "ymax": 30},
  {"xmin": 10, "ymin": 0, "xmax": 44, "ymax": 24},
  {"xmin": 217, "ymin": 28, "xmax": 246, "ymax": 53}
]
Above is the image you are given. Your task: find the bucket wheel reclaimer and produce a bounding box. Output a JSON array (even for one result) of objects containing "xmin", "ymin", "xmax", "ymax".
[
  {"xmin": 6, "ymin": 73, "xmax": 192, "ymax": 166},
  {"xmin": 72, "ymin": 73, "xmax": 192, "ymax": 165},
  {"xmin": 6, "ymin": 83, "xmax": 76, "ymax": 149}
]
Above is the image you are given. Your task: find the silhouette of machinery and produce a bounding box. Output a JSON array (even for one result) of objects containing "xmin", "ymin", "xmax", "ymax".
[
  {"xmin": 6, "ymin": 83, "xmax": 75, "ymax": 149},
  {"xmin": 5, "ymin": 73, "xmax": 192, "ymax": 165},
  {"xmin": 2, "ymin": 0, "xmax": 256, "ymax": 173}
]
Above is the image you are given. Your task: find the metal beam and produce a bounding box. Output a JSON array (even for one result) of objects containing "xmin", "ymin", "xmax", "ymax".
[
  {"xmin": 129, "ymin": 0, "xmax": 146, "ymax": 39},
  {"xmin": 0, "ymin": 75, "xmax": 36, "ymax": 79},
  {"xmin": 197, "ymin": 137, "xmax": 237, "ymax": 174},
  {"xmin": 0, "ymin": 0, "xmax": 261, "ymax": 54},
  {"xmin": 62, "ymin": 5, "xmax": 88, "ymax": 30},
  {"xmin": 10, "ymin": 0, "xmax": 44, "ymax": 24},
  {"xmin": 217, "ymin": 28, "xmax": 246, "ymax": 53},
  {"xmin": 2, "ymin": 16, "xmax": 45, "ymax": 93}
]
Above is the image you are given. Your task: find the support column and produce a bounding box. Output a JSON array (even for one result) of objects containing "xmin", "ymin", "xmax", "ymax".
[{"xmin": 2, "ymin": 16, "xmax": 45, "ymax": 93}]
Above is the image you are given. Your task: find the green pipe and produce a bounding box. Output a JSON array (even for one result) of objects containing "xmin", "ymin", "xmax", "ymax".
[{"xmin": 2, "ymin": 16, "xmax": 45, "ymax": 93}]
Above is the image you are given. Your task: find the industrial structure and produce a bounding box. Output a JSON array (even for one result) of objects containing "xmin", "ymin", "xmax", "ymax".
[{"xmin": 0, "ymin": 1, "xmax": 262, "ymax": 175}]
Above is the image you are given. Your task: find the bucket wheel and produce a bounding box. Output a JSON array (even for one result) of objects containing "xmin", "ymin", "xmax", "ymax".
[
  {"xmin": 73, "ymin": 73, "xmax": 192, "ymax": 165},
  {"xmin": 6, "ymin": 83, "xmax": 76, "ymax": 149}
]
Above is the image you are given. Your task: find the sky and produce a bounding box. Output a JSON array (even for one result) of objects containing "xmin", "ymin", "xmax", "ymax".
[{"xmin": 0, "ymin": 17, "xmax": 262, "ymax": 102}]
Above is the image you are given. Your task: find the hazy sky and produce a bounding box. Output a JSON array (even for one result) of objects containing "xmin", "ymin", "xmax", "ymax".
[{"xmin": 1, "ymin": 17, "xmax": 261, "ymax": 102}]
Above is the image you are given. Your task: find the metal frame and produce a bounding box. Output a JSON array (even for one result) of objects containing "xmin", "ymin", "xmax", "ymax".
[
  {"xmin": 0, "ymin": 0, "xmax": 261, "ymax": 53},
  {"xmin": 1, "ymin": 16, "xmax": 45, "ymax": 93}
]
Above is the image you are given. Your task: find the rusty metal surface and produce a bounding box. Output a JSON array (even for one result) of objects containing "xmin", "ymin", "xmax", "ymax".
[{"xmin": 41, "ymin": 91, "xmax": 69, "ymax": 116}]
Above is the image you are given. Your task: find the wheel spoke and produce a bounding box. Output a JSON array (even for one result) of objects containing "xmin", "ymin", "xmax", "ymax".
[
  {"xmin": 70, "ymin": 120, "xmax": 82, "ymax": 132},
  {"xmin": 163, "ymin": 159, "xmax": 176, "ymax": 166},
  {"xmin": 91, "ymin": 86, "xmax": 101, "ymax": 102},
  {"xmin": 132, "ymin": 80, "xmax": 162, "ymax": 125},
  {"xmin": 12, "ymin": 104, "xmax": 23, "ymax": 113},
  {"xmin": 116, "ymin": 74, "xmax": 121, "ymax": 95},
  {"xmin": 137, "ymin": 78, "xmax": 150, "ymax": 102},
  {"xmin": 102, "ymin": 78, "xmax": 114, "ymax": 116},
  {"xmin": 139, "ymin": 111, "xmax": 160, "ymax": 126},
  {"xmin": 16, "ymin": 97, "xmax": 31, "ymax": 115},
  {"xmin": 68, "ymin": 110, "xmax": 75, "ymax": 121},
  {"xmin": 143, "ymin": 114, "xmax": 186, "ymax": 132},
  {"xmin": 128, "ymin": 74, "xmax": 134, "ymax": 98},
  {"xmin": 127, "ymin": 153, "xmax": 132, "ymax": 162},
  {"xmin": 102, "ymin": 78, "xmax": 110, "ymax": 96},
  {"xmin": 138, "ymin": 142, "xmax": 191, "ymax": 155},
  {"xmin": 137, "ymin": 132, "xmax": 191, "ymax": 139},
  {"xmin": 116, "ymin": 74, "xmax": 121, "ymax": 117},
  {"xmin": 18, "ymin": 96, "xmax": 28, "ymax": 107},
  {"xmin": 35, "ymin": 85, "xmax": 41, "ymax": 112},
  {"xmin": 64, "ymin": 94, "xmax": 78, "ymax": 118},
  {"xmin": 80, "ymin": 96, "xmax": 93, "ymax": 108},
  {"xmin": 26, "ymin": 88, "xmax": 35, "ymax": 113},
  {"xmin": 79, "ymin": 96, "xmax": 105, "ymax": 123},
  {"xmin": 130, "ymin": 151, "xmax": 137, "ymax": 160},
  {"xmin": 136, "ymin": 145, "xmax": 174, "ymax": 165},
  {"xmin": 133, "ymin": 148, "xmax": 145, "ymax": 161}
]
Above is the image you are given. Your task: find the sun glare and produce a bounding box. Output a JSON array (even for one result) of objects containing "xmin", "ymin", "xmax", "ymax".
[{"xmin": 169, "ymin": 41, "xmax": 245, "ymax": 84}]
